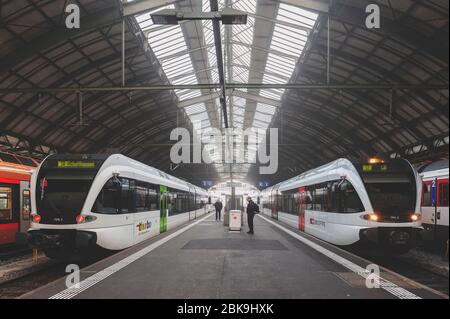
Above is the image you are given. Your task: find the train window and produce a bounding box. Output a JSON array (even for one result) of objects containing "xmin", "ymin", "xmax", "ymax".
[
  {"xmin": 167, "ymin": 188, "xmax": 190, "ymax": 216},
  {"xmin": 439, "ymin": 183, "xmax": 449, "ymax": 207},
  {"xmin": 93, "ymin": 178, "xmax": 120, "ymax": 214},
  {"xmin": 135, "ymin": 184, "xmax": 147, "ymax": 212},
  {"xmin": 314, "ymin": 186, "xmax": 325, "ymax": 211},
  {"xmin": 190, "ymin": 192, "xmax": 195, "ymax": 211},
  {"xmin": 146, "ymin": 189, "xmax": 159, "ymax": 211},
  {"xmin": 17, "ymin": 156, "xmax": 36, "ymax": 167},
  {"xmin": 0, "ymin": 153, "xmax": 20, "ymax": 164},
  {"xmin": 339, "ymin": 180, "xmax": 364, "ymax": 213},
  {"xmin": 0, "ymin": 187, "xmax": 13, "ymax": 223},
  {"xmin": 120, "ymin": 179, "xmax": 131, "ymax": 214},
  {"xmin": 280, "ymin": 189, "xmax": 297, "ymax": 215},
  {"xmin": 422, "ymin": 183, "xmax": 432, "ymax": 206}
]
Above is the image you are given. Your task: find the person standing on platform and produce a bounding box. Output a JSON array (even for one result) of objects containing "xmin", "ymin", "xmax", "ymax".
[
  {"xmin": 214, "ymin": 199, "xmax": 223, "ymax": 221},
  {"xmin": 246, "ymin": 196, "xmax": 259, "ymax": 234}
]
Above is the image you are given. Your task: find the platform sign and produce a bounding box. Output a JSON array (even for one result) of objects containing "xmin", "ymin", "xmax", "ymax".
[
  {"xmin": 431, "ymin": 178, "xmax": 437, "ymax": 206},
  {"xmin": 159, "ymin": 185, "xmax": 168, "ymax": 233},
  {"xmin": 259, "ymin": 181, "xmax": 269, "ymax": 188},
  {"xmin": 201, "ymin": 180, "xmax": 213, "ymax": 188}
]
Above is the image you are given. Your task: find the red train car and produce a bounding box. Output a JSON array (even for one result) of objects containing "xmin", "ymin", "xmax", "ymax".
[{"xmin": 0, "ymin": 151, "xmax": 39, "ymax": 247}]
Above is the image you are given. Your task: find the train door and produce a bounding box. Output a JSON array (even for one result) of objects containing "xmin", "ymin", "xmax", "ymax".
[
  {"xmin": 189, "ymin": 187, "xmax": 196, "ymax": 221},
  {"xmin": 19, "ymin": 181, "xmax": 31, "ymax": 233},
  {"xmin": 0, "ymin": 182, "xmax": 19, "ymax": 245},
  {"xmin": 271, "ymin": 186, "xmax": 279, "ymax": 220},
  {"xmin": 159, "ymin": 185, "xmax": 168, "ymax": 233},
  {"xmin": 421, "ymin": 180, "xmax": 436, "ymax": 228},
  {"xmin": 436, "ymin": 178, "xmax": 449, "ymax": 241},
  {"xmin": 298, "ymin": 187, "xmax": 306, "ymax": 231}
]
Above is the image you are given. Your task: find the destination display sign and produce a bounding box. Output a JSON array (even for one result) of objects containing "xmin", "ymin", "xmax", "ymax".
[{"xmin": 57, "ymin": 161, "xmax": 96, "ymax": 168}]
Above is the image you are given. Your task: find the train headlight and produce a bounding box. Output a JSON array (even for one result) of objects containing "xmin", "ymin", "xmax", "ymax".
[
  {"xmin": 362, "ymin": 213, "xmax": 379, "ymax": 222},
  {"xmin": 32, "ymin": 214, "xmax": 41, "ymax": 223},
  {"xmin": 410, "ymin": 214, "xmax": 421, "ymax": 222},
  {"xmin": 76, "ymin": 215, "xmax": 85, "ymax": 224}
]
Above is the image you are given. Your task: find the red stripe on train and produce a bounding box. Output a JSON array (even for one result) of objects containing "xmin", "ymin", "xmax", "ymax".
[
  {"xmin": 0, "ymin": 177, "xmax": 21, "ymax": 184},
  {"xmin": 0, "ymin": 223, "xmax": 19, "ymax": 230}
]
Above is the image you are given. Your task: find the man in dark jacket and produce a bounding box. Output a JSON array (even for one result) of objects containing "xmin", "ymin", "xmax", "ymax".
[
  {"xmin": 214, "ymin": 199, "xmax": 223, "ymax": 221},
  {"xmin": 246, "ymin": 196, "xmax": 259, "ymax": 234}
]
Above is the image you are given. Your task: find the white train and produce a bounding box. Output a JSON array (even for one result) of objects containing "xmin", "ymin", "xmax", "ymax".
[
  {"xmin": 260, "ymin": 158, "xmax": 422, "ymax": 253},
  {"xmin": 26, "ymin": 154, "xmax": 211, "ymax": 258},
  {"xmin": 419, "ymin": 160, "xmax": 449, "ymax": 244}
]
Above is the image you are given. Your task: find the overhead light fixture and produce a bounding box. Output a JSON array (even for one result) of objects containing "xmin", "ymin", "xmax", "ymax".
[
  {"xmin": 220, "ymin": 8, "xmax": 247, "ymax": 25},
  {"xmin": 150, "ymin": 9, "xmax": 181, "ymax": 25},
  {"xmin": 150, "ymin": 8, "xmax": 247, "ymax": 25}
]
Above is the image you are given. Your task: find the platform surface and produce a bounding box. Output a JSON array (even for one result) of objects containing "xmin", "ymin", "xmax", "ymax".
[{"xmin": 22, "ymin": 213, "xmax": 446, "ymax": 299}]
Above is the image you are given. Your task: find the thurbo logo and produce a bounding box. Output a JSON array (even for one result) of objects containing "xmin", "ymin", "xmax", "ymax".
[
  {"xmin": 137, "ymin": 221, "xmax": 152, "ymax": 232},
  {"xmin": 170, "ymin": 121, "xmax": 279, "ymax": 174}
]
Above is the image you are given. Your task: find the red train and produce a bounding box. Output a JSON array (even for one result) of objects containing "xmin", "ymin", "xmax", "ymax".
[{"xmin": 0, "ymin": 151, "xmax": 39, "ymax": 247}]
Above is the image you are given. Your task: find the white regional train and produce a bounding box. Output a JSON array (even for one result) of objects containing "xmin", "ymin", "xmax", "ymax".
[
  {"xmin": 260, "ymin": 158, "xmax": 422, "ymax": 253},
  {"xmin": 25, "ymin": 154, "xmax": 211, "ymax": 258}
]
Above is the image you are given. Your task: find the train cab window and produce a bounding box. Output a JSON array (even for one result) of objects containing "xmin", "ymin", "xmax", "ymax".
[
  {"xmin": 0, "ymin": 187, "xmax": 13, "ymax": 223},
  {"xmin": 439, "ymin": 182, "xmax": 449, "ymax": 207},
  {"xmin": 339, "ymin": 180, "xmax": 364, "ymax": 213},
  {"xmin": 422, "ymin": 183, "xmax": 432, "ymax": 206},
  {"xmin": 93, "ymin": 178, "xmax": 121, "ymax": 214}
]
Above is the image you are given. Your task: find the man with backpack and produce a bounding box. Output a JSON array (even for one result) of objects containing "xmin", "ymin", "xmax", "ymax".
[{"xmin": 246, "ymin": 196, "xmax": 259, "ymax": 234}]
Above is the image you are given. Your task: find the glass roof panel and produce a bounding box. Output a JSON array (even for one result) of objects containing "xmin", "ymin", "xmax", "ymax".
[{"xmin": 131, "ymin": 0, "xmax": 318, "ymax": 178}]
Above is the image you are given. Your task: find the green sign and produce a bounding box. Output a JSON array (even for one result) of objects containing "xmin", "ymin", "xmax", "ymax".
[{"xmin": 159, "ymin": 185, "xmax": 167, "ymax": 233}]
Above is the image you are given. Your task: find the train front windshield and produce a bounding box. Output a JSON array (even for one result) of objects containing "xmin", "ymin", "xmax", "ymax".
[
  {"xmin": 36, "ymin": 178, "xmax": 94, "ymax": 224},
  {"xmin": 35, "ymin": 156, "xmax": 105, "ymax": 224},
  {"xmin": 357, "ymin": 161, "xmax": 417, "ymax": 223}
]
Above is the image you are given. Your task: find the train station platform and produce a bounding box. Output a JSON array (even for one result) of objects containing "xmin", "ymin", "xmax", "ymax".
[{"xmin": 21, "ymin": 213, "xmax": 446, "ymax": 299}]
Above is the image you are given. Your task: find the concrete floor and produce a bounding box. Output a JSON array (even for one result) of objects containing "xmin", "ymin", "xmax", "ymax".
[{"xmin": 22, "ymin": 213, "xmax": 445, "ymax": 299}]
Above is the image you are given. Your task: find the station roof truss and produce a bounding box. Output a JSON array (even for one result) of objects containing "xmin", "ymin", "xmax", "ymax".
[{"xmin": 0, "ymin": 0, "xmax": 448, "ymax": 186}]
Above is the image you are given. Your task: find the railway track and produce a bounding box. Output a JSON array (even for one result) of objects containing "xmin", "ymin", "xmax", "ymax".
[
  {"xmin": 0, "ymin": 246, "xmax": 31, "ymax": 262},
  {"xmin": 348, "ymin": 248, "xmax": 449, "ymax": 297},
  {"xmin": 0, "ymin": 253, "xmax": 113, "ymax": 299}
]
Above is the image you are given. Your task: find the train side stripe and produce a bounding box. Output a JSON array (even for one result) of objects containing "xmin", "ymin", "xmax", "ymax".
[
  {"xmin": 0, "ymin": 177, "xmax": 21, "ymax": 184},
  {"xmin": 258, "ymin": 214, "xmax": 421, "ymax": 300},
  {"xmin": 48, "ymin": 212, "xmax": 214, "ymax": 299}
]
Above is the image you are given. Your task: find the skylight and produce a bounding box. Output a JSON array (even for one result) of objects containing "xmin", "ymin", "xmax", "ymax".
[{"xmin": 130, "ymin": 0, "xmax": 319, "ymax": 180}]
